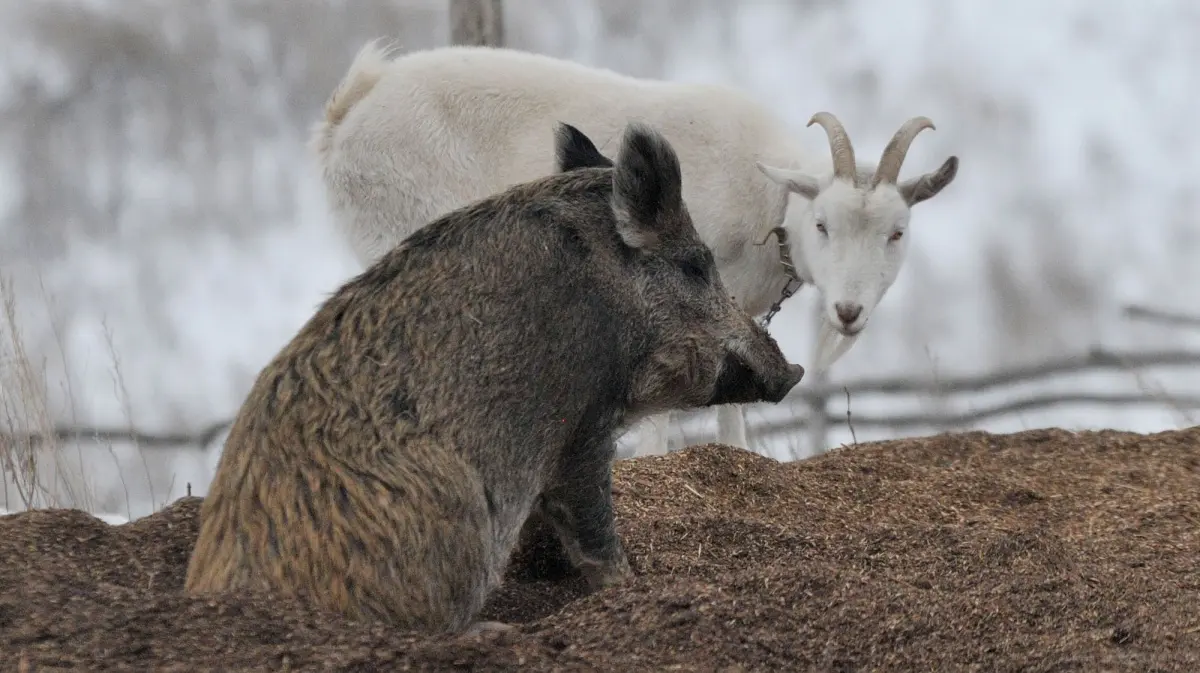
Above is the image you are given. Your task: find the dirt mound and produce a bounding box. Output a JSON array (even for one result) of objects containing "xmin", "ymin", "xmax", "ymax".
[{"xmin": 2, "ymin": 427, "xmax": 1199, "ymax": 671}]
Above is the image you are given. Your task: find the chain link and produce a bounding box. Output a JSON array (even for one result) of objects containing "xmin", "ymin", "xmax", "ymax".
[{"xmin": 754, "ymin": 226, "xmax": 804, "ymax": 328}]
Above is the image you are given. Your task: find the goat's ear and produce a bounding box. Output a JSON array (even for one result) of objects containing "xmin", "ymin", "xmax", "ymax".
[
  {"xmin": 555, "ymin": 122, "xmax": 613, "ymax": 172},
  {"xmin": 898, "ymin": 156, "xmax": 958, "ymax": 207},
  {"xmin": 611, "ymin": 121, "xmax": 684, "ymax": 250},
  {"xmin": 756, "ymin": 162, "xmax": 821, "ymax": 201}
]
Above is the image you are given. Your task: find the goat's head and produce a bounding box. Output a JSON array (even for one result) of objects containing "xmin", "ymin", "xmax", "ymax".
[{"xmin": 756, "ymin": 113, "xmax": 958, "ymax": 338}]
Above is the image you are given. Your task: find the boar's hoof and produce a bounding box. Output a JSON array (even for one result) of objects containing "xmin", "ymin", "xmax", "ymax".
[{"xmin": 580, "ymin": 552, "xmax": 634, "ymax": 591}]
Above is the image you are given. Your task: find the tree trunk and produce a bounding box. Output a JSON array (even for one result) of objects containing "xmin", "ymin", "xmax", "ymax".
[{"xmin": 449, "ymin": 0, "xmax": 504, "ymax": 47}]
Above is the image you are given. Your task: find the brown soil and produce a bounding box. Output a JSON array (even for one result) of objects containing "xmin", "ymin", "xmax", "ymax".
[{"xmin": 2, "ymin": 427, "xmax": 1199, "ymax": 672}]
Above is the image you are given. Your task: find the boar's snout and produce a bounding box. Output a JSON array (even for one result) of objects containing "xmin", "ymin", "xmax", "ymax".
[
  {"xmin": 771, "ymin": 362, "xmax": 806, "ymax": 402},
  {"xmin": 704, "ymin": 353, "xmax": 805, "ymax": 407},
  {"xmin": 700, "ymin": 308, "xmax": 807, "ymax": 408}
]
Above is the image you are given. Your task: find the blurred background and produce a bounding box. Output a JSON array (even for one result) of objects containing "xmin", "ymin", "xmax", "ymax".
[{"xmin": 2, "ymin": 0, "xmax": 1199, "ymax": 521}]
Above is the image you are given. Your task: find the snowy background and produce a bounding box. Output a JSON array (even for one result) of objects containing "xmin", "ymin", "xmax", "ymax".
[{"xmin": 2, "ymin": 0, "xmax": 1199, "ymax": 521}]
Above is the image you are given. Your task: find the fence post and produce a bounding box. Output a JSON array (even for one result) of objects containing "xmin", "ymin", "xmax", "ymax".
[{"xmin": 449, "ymin": 0, "xmax": 505, "ymax": 47}]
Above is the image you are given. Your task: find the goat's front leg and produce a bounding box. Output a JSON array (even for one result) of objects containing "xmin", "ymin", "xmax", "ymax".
[
  {"xmin": 715, "ymin": 404, "xmax": 748, "ymax": 449},
  {"xmin": 633, "ymin": 412, "xmax": 672, "ymax": 456},
  {"xmin": 537, "ymin": 439, "xmax": 631, "ymax": 590}
]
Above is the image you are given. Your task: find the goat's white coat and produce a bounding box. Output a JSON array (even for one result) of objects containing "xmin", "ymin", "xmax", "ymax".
[{"xmin": 311, "ymin": 42, "xmax": 957, "ymax": 455}]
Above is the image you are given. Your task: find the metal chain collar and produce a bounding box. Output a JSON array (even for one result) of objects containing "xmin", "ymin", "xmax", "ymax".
[{"xmin": 754, "ymin": 226, "xmax": 804, "ymax": 328}]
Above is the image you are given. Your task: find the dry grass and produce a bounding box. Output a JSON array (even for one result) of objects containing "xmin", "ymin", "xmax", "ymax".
[
  {"xmin": 0, "ymin": 272, "xmax": 70, "ymax": 511},
  {"xmin": 0, "ymin": 273, "xmax": 160, "ymax": 521}
]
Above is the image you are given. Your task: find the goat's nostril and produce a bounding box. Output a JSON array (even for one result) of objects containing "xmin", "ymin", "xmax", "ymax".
[{"xmin": 835, "ymin": 302, "xmax": 863, "ymax": 325}]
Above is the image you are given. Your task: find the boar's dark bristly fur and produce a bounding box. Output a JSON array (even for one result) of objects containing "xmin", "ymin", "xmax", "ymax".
[
  {"xmin": 185, "ymin": 121, "xmax": 804, "ymax": 635},
  {"xmin": 555, "ymin": 122, "xmax": 614, "ymax": 172}
]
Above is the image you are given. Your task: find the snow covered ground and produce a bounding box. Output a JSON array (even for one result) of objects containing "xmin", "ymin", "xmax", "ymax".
[{"xmin": 2, "ymin": 0, "xmax": 1198, "ymax": 522}]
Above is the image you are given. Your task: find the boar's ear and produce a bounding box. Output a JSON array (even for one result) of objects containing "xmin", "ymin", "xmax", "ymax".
[
  {"xmin": 555, "ymin": 122, "xmax": 613, "ymax": 172},
  {"xmin": 610, "ymin": 121, "xmax": 685, "ymax": 251}
]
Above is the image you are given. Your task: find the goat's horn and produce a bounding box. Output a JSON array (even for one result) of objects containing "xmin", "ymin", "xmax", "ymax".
[
  {"xmin": 872, "ymin": 116, "xmax": 936, "ymax": 187},
  {"xmin": 807, "ymin": 112, "xmax": 856, "ymax": 182}
]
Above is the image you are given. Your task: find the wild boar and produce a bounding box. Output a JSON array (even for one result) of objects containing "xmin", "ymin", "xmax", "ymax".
[{"xmin": 185, "ymin": 120, "xmax": 804, "ymax": 635}]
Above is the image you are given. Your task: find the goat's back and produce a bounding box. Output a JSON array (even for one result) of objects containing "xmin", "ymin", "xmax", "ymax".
[{"xmin": 317, "ymin": 45, "xmax": 797, "ymax": 275}]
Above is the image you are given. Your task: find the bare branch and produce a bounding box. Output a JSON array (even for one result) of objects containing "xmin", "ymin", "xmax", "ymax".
[
  {"xmin": 1123, "ymin": 304, "xmax": 1200, "ymax": 329},
  {"xmin": 753, "ymin": 391, "xmax": 1200, "ymax": 436},
  {"xmin": 790, "ymin": 348, "xmax": 1200, "ymax": 401},
  {"xmin": 4, "ymin": 420, "xmax": 232, "ymax": 452}
]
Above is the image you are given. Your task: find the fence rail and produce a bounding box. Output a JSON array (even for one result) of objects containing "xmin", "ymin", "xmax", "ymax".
[{"xmin": 4, "ymin": 347, "xmax": 1199, "ymax": 457}]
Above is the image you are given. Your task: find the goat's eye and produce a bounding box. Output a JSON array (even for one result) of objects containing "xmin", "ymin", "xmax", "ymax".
[
  {"xmin": 889, "ymin": 230, "xmax": 905, "ymax": 242},
  {"xmin": 816, "ymin": 221, "xmax": 828, "ymax": 235}
]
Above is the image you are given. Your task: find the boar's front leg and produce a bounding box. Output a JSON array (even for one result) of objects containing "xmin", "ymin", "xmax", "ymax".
[{"xmin": 537, "ymin": 438, "xmax": 632, "ymax": 590}]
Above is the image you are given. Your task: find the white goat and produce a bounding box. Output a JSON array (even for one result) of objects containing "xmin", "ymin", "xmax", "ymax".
[{"xmin": 310, "ymin": 42, "xmax": 959, "ymax": 456}]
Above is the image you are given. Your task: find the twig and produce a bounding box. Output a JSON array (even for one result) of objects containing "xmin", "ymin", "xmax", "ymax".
[{"xmin": 843, "ymin": 386, "xmax": 857, "ymax": 446}]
